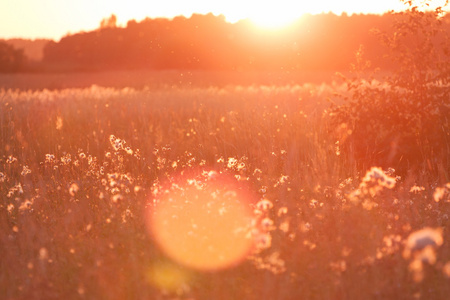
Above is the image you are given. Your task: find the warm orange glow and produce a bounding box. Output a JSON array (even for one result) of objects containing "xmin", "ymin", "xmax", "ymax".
[
  {"xmin": 147, "ymin": 170, "xmax": 255, "ymax": 271},
  {"xmin": 246, "ymin": 3, "xmax": 303, "ymax": 29},
  {"xmin": 0, "ymin": 0, "xmax": 414, "ymax": 40}
]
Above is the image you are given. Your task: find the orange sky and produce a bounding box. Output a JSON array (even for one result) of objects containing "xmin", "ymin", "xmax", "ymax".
[{"xmin": 0, "ymin": 0, "xmax": 447, "ymax": 40}]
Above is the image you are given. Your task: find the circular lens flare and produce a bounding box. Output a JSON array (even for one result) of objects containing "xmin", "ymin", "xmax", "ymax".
[{"xmin": 147, "ymin": 170, "xmax": 255, "ymax": 271}]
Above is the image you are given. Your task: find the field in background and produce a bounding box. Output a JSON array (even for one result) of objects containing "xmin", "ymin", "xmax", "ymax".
[
  {"xmin": 0, "ymin": 70, "xmax": 342, "ymax": 91},
  {"xmin": 1, "ymin": 78, "xmax": 449, "ymax": 300}
]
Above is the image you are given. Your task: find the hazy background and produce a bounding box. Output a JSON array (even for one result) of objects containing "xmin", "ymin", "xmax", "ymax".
[{"xmin": 0, "ymin": 0, "xmax": 413, "ymax": 40}]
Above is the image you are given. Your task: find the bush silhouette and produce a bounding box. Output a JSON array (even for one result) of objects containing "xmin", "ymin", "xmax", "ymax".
[{"xmin": 330, "ymin": 0, "xmax": 449, "ymax": 175}]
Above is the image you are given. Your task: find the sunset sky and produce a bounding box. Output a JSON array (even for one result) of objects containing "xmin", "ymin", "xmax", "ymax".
[{"xmin": 0, "ymin": 0, "xmax": 447, "ymax": 40}]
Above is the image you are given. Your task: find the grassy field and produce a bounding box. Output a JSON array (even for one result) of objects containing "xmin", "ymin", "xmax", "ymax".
[
  {"xmin": 0, "ymin": 76, "xmax": 449, "ymax": 300},
  {"xmin": 0, "ymin": 70, "xmax": 342, "ymax": 91}
]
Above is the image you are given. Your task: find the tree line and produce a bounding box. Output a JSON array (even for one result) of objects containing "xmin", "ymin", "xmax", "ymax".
[
  {"xmin": 0, "ymin": 41, "xmax": 26, "ymax": 72},
  {"xmin": 2, "ymin": 12, "xmax": 449, "ymax": 72}
]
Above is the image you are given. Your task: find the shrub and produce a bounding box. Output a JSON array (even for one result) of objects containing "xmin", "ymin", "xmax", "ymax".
[{"xmin": 330, "ymin": 0, "xmax": 449, "ymax": 176}]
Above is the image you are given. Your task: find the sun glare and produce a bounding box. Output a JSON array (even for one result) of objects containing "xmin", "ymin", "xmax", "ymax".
[
  {"xmin": 249, "ymin": 13, "xmax": 299, "ymax": 29},
  {"xmin": 247, "ymin": 3, "xmax": 303, "ymax": 29}
]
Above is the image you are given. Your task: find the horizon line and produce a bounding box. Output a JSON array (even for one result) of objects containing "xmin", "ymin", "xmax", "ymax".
[{"xmin": 2, "ymin": 8, "xmax": 447, "ymax": 41}]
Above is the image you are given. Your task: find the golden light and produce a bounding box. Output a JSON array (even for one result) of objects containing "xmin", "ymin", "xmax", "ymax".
[
  {"xmin": 247, "ymin": 3, "xmax": 303, "ymax": 29},
  {"xmin": 146, "ymin": 170, "xmax": 255, "ymax": 271}
]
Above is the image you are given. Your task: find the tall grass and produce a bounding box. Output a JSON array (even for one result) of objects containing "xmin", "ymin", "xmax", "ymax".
[{"xmin": 1, "ymin": 81, "xmax": 449, "ymax": 299}]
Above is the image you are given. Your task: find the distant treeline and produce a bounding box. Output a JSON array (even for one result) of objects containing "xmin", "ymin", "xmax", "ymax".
[
  {"xmin": 0, "ymin": 38, "xmax": 51, "ymax": 72},
  {"xmin": 0, "ymin": 41, "xmax": 25, "ymax": 72},
  {"xmin": 1, "ymin": 39, "xmax": 49, "ymax": 61},
  {"xmin": 2, "ymin": 12, "xmax": 450, "ymax": 72}
]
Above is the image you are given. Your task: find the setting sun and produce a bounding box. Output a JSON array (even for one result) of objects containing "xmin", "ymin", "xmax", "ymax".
[{"xmin": 244, "ymin": 2, "xmax": 304, "ymax": 29}]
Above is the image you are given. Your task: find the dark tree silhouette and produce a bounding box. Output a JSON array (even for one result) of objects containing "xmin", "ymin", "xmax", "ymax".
[
  {"xmin": 0, "ymin": 41, "xmax": 25, "ymax": 72},
  {"xmin": 100, "ymin": 14, "xmax": 117, "ymax": 29},
  {"xmin": 42, "ymin": 12, "xmax": 450, "ymax": 72}
]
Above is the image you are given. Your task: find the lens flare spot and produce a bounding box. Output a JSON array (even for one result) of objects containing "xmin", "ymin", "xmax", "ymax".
[{"xmin": 147, "ymin": 170, "xmax": 255, "ymax": 271}]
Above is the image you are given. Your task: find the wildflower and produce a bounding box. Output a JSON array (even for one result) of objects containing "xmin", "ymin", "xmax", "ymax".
[
  {"xmin": 377, "ymin": 235, "xmax": 402, "ymax": 257},
  {"xmin": 122, "ymin": 209, "xmax": 133, "ymax": 223},
  {"xmin": 45, "ymin": 154, "xmax": 55, "ymax": 163},
  {"xmin": 261, "ymin": 218, "xmax": 274, "ymax": 231},
  {"xmin": 443, "ymin": 262, "xmax": 450, "ymax": 278},
  {"xmin": 253, "ymin": 168, "xmax": 262, "ymax": 176},
  {"xmin": 60, "ymin": 154, "xmax": 71, "ymax": 165},
  {"xmin": 256, "ymin": 198, "xmax": 273, "ymax": 211},
  {"xmin": 403, "ymin": 227, "xmax": 443, "ymax": 260},
  {"xmin": 253, "ymin": 168, "xmax": 262, "ymax": 181},
  {"xmin": 237, "ymin": 162, "xmax": 246, "ymax": 171},
  {"xmin": 409, "ymin": 185, "xmax": 425, "ymax": 193},
  {"xmin": 330, "ymin": 260, "xmax": 347, "ymax": 273},
  {"xmin": 7, "ymin": 183, "xmax": 23, "ymax": 198},
  {"xmin": 19, "ymin": 200, "xmax": 33, "ymax": 211},
  {"xmin": 39, "ymin": 248, "xmax": 48, "ymax": 261},
  {"xmin": 403, "ymin": 227, "xmax": 443, "ymax": 282},
  {"xmin": 300, "ymin": 222, "xmax": 312, "ymax": 232},
  {"xmin": 227, "ymin": 157, "xmax": 237, "ymax": 169},
  {"xmin": 55, "ymin": 116, "xmax": 63, "ymax": 130},
  {"xmin": 279, "ymin": 221, "xmax": 289, "ymax": 233},
  {"xmin": 6, "ymin": 156, "xmax": 17, "ymax": 164},
  {"xmin": 112, "ymin": 194, "xmax": 123, "ymax": 203},
  {"xmin": 255, "ymin": 232, "xmax": 272, "ymax": 250},
  {"xmin": 277, "ymin": 207, "xmax": 288, "ymax": 216},
  {"xmin": 21, "ymin": 165, "xmax": 31, "ymax": 176},
  {"xmin": 362, "ymin": 199, "xmax": 378, "ymax": 210},
  {"xmin": 266, "ymin": 251, "xmax": 286, "ymax": 273},
  {"xmin": 109, "ymin": 135, "xmax": 125, "ymax": 151},
  {"xmin": 274, "ymin": 175, "xmax": 289, "ymax": 187},
  {"xmin": 310, "ymin": 199, "xmax": 319, "ymax": 208},
  {"xmin": 201, "ymin": 170, "xmax": 217, "ymax": 180},
  {"xmin": 69, "ymin": 183, "xmax": 79, "ymax": 197},
  {"xmin": 125, "ymin": 147, "xmax": 133, "ymax": 155},
  {"xmin": 303, "ymin": 240, "xmax": 317, "ymax": 250},
  {"xmin": 0, "ymin": 172, "xmax": 5, "ymax": 182},
  {"xmin": 7, "ymin": 203, "xmax": 14, "ymax": 214},
  {"xmin": 348, "ymin": 167, "xmax": 396, "ymax": 206},
  {"xmin": 433, "ymin": 183, "xmax": 450, "ymax": 203},
  {"xmin": 339, "ymin": 177, "xmax": 353, "ymax": 189},
  {"xmin": 362, "ymin": 167, "xmax": 396, "ymax": 189}
]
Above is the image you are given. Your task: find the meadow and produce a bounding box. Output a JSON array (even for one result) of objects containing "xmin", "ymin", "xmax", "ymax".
[{"xmin": 0, "ymin": 71, "xmax": 449, "ymax": 299}]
